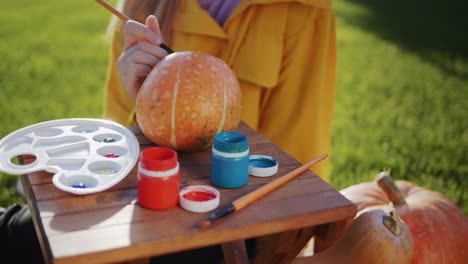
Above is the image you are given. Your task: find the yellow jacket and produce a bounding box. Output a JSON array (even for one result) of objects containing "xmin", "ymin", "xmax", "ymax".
[{"xmin": 104, "ymin": 0, "xmax": 336, "ymax": 180}]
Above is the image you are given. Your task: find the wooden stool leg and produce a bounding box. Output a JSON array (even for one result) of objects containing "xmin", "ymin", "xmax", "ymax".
[
  {"xmin": 313, "ymin": 220, "xmax": 347, "ymax": 253},
  {"xmin": 222, "ymin": 240, "xmax": 250, "ymax": 264},
  {"xmin": 252, "ymin": 226, "xmax": 317, "ymax": 264}
]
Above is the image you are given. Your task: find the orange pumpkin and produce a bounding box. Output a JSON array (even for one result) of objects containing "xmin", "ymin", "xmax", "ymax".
[
  {"xmin": 136, "ymin": 51, "xmax": 242, "ymax": 151},
  {"xmin": 338, "ymin": 172, "xmax": 468, "ymax": 264},
  {"xmin": 305, "ymin": 210, "xmax": 414, "ymax": 264}
]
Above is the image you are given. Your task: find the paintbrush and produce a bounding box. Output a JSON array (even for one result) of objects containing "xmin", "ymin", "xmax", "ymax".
[
  {"xmin": 199, "ymin": 154, "xmax": 328, "ymax": 228},
  {"xmin": 95, "ymin": 0, "xmax": 174, "ymax": 54}
]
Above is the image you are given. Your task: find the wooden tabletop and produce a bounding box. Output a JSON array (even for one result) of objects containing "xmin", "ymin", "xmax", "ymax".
[{"xmin": 21, "ymin": 122, "xmax": 356, "ymax": 264}]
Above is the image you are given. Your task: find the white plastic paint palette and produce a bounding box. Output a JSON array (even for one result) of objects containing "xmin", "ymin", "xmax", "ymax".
[{"xmin": 0, "ymin": 118, "xmax": 140, "ymax": 195}]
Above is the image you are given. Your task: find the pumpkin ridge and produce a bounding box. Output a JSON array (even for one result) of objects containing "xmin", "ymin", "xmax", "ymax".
[
  {"xmin": 216, "ymin": 66, "xmax": 228, "ymax": 134},
  {"xmin": 170, "ymin": 60, "xmax": 184, "ymax": 148}
]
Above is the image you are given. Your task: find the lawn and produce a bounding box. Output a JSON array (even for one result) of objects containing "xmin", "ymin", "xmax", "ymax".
[
  {"xmin": 0, "ymin": 0, "xmax": 114, "ymax": 205},
  {"xmin": 329, "ymin": 0, "xmax": 467, "ymax": 214},
  {"xmin": 0, "ymin": 0, "xmax": 467, "ymax": 215}
]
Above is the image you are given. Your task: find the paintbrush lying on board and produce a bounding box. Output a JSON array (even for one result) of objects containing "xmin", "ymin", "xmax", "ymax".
[
  {"xmin": 199, "ymin": 154, "xmax": 328, "ymax": 228},
  {"xmin": 95, "ymin": 0, "xmax": 174, "ymax": 54}
]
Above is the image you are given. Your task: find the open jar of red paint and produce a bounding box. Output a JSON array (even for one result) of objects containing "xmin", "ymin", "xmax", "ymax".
[{"xmin": 137, "ymin": 147, "xmax": 180, "ymax": 210}]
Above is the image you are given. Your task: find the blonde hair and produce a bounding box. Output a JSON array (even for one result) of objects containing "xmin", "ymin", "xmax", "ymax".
[{"xmin": 107, "ymin": 0, "xmax": 179, "ymax": 46}]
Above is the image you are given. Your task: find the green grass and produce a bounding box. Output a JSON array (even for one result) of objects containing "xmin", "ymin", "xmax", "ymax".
[
  {"xmin": 0, "ymin": 0, "xmax": 466, "ymax": 215},
  {"xmin": 329, "ymin": 0, "xmax": 468, "ymax": 214},
  {"xmin": 0, "ymin": 0, "xmax": 115, "ymax": 205}
]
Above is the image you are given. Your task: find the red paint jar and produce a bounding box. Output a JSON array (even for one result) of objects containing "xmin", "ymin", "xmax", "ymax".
[{"xmin": 138, "ymin": 147, "xmax": 180, "ymax": 210}]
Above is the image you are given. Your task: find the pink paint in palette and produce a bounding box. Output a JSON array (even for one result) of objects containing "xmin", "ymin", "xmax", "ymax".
[{"xmin": 0, "ymin": 118, "xmax": 140, "ymax": 195}]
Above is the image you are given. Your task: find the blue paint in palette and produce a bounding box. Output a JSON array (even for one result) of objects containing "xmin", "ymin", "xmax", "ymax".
[
  {"xmin": 72, "ymin": 183, "xmax": 87, "ymax": 189},
  {"xmin": 93, "ymin": 137, "xmax": 116, "ymax": 143}
]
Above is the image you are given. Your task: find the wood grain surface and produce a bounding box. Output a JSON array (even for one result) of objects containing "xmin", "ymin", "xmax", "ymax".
[{"xmin": 21, "ymin": 122, "xmax": 356, "ymax": 264}]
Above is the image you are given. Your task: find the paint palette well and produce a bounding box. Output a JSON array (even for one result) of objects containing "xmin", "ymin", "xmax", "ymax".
[{"xmin": 0, "ymin": 118, "xmax": 140, "ymax": 195}]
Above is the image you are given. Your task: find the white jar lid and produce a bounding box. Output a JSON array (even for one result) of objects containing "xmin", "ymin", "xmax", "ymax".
[
  {"xmin": 249, "ymin": 155, "xmax": 278, "ymax": 177},
  {"xmin": 179, "ymin": 185, "xmax": 220, "ymax": 213}
]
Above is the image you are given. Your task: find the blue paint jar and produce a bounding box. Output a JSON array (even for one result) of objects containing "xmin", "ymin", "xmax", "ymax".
[{"xmin": 211, "ymin": 131, "xmax": 249, "ymax": 189}]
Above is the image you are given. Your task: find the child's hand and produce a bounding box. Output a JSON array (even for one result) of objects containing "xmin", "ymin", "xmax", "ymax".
[{"xmin": 118, "ymin": 15, "xmax": 169, "ymax": 102}]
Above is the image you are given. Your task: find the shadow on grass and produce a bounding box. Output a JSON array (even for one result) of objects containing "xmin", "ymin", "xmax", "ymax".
[{"xmin": 338, "ymin": 0, "xmax": 468, "ymax": 79}]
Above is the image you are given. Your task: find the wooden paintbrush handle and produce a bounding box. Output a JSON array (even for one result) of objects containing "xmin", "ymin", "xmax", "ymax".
[
  {"xmin": 96, "ymin": 0, "xmax": 130, "ymax": 21},
  {"xmin": 232, "ymin": 154, "xmax": 328, "ymax": 210},
  {"xmin": 96, "ymin": 0, "xmax": 174, "ymax": 54}
]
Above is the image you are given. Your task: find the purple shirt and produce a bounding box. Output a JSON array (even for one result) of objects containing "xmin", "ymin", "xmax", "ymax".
[{"xmin": 198, "ymin": 0, "xmax": 243, "ymax": 26}]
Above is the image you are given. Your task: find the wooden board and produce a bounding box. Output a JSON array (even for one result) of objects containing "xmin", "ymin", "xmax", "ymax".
[{"xmin": 22, "ymin": 122, "xmax": 356, "ymax": 264}]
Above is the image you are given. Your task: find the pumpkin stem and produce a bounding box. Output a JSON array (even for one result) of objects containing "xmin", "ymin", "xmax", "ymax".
[
  {"xmin": 375, "ymin": 171, "xmax": 407, "ymax": 206},
  {"xmin": 383, "ymin": 210, "xmax": 403, "ymax": 236}
]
